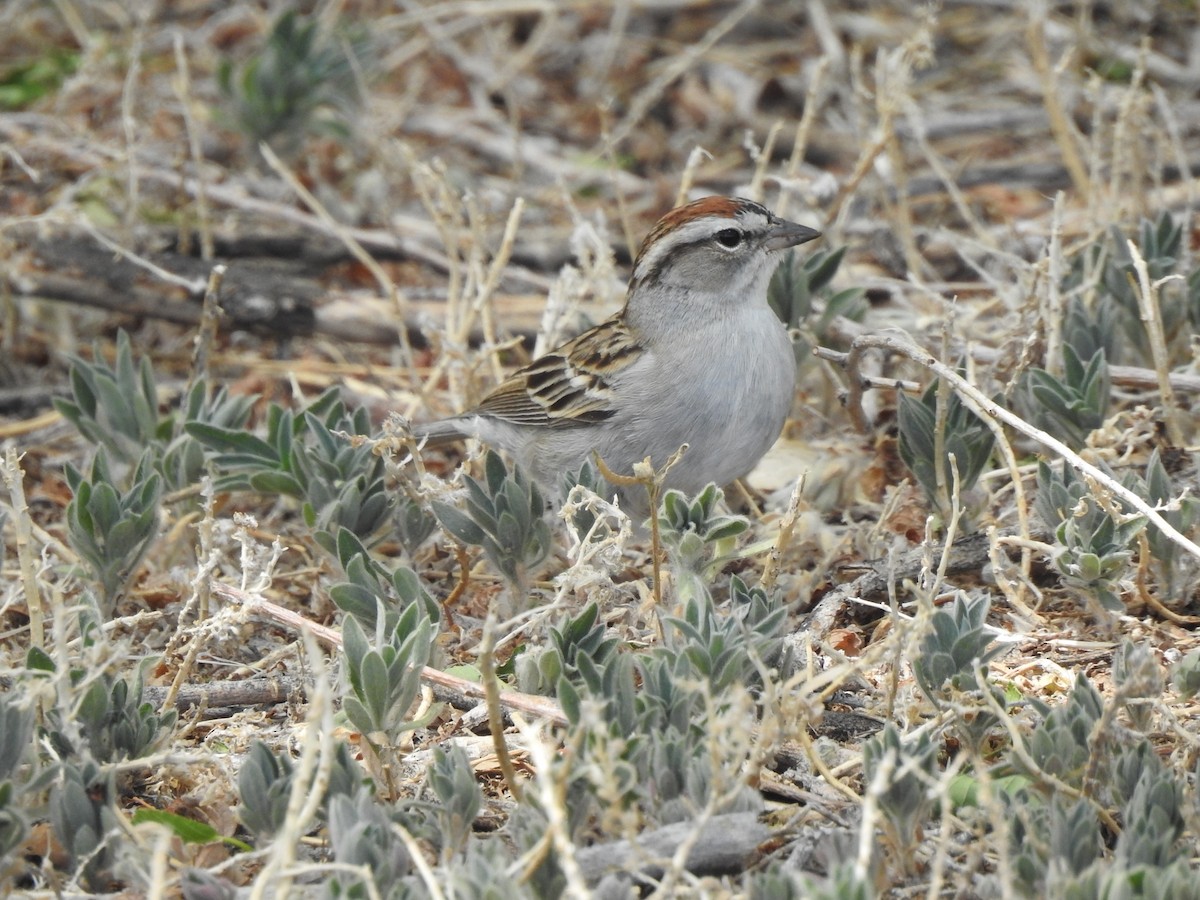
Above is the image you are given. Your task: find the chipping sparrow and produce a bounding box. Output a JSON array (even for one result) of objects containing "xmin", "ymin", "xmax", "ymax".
[{"xmin": 415, "ymin": 196, "xmax": 821, "ymax": 518}]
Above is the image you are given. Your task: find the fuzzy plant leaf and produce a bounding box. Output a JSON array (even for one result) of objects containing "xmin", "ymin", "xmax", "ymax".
[
  {"xmin": 64, "ymin": 447, "xmax": 162, "ymax": 611},
  {"xmin": 236, "ymin": 741, "xmax": 294, "ymax": 841},
  {"xmin": 325, "ymin": 527, "xmax": 439, "ymax": 633},
  {"xmin": 432, "ymin": 451, "xmax": 551, "ymax": 596},
  {"xmin": 188, "ymin": 388, "xmax": 390, "ymax": 540},
  {"xmin": 1036, "ymin": 460, "xmax": 1146, "ymax": 611},
  {"xmin": 1024, "ymin": 676, "xmax": 1104, "ymax": 787},
  {"xmin": 341, "ymin": 601, "xmax": 437, "ymax": 743},
  {"xmin": 862, "ymin": 724, "xmax": 938, "ymax": 856},
  {"xmin": 326, "ymin": 792, "xmax": 412, "ymax": 892},
  {"xmin": 1020, "ymin": 344, "xmax": 1110, "ymax": 450},
  {"xmin": 217, "ymin": 10, "xmax": 371, "ymax": 154},
  {"xmin": 897, "ymin": 378, "xmax": 994, "ymax": 517},
  {"xmin": 425, "ymin": 744, "xmax": 482, "ymax": 854}
]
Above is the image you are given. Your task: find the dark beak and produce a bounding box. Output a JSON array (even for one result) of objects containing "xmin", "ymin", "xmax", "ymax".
[{"xmin": 765, "ymin": 220, "xmax": 822, "ymax": 252}]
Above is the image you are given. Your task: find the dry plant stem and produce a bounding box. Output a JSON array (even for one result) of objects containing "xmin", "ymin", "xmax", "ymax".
[
  {"xmin": 1134, "ymin": 531, "xmax": 1200, "ymax": 625},
  {"xmin": 594, "ymin": 445, "xmax": 687, "ymax": 606},
  {"xmin": 471, "ymin": 197, "xmax": 525, "ymax": 385},
  {"xmin": 145, "ymin": 824, "xmax": 171, "ymax": 900},
  {"xmin": 855, "ymin": 748, "xmax": 892, "ymax": 884},
  {"xmin": 516, "ymin": 714, "xmax": 591, "ymax": 899},
  {"xmin": 652, "ymin": 800, "xmax": 718, "ymax": 898},
  {"xmin": 601, "ymin": 108, "xmax": 638, "ymax": 259},
  {"xmin": 258, "ymin": 142, "xmax": 416, "ymax": 374},
  {"xmin": 393, "ymin": 824, "xmax": 445, "ymax": 900},
  {"xmin": 760, "ymin": 475, "xmax": 804, "ymax": 592},
  {"xmin": 927, "ymin": 455, "xmax": 964, "ymax": 601},
  {"xmin": 835, "ymin": 341, "xmax": 877, "ymax": 433},
  {"xmin": 925, "ymin": 755, "xmax": 967, "ymax": 900},
  {"xmin": 161, "ymin": 483, "xmax": 219, "ymax": 712},
  {"xmin": 986, "ymin": 526, "xmax": 1038, "ymax": 620},
  {"xmin": 675, "ymin": 145, "xmax": 711, "ymax": 210},
  {"xmin": 849, "ymin": 331, "xmax": 1038, "ymax": 572},
  {"xmin": 975, "ymin": 661, "xmax": 1120, "ymax": 835},
  {"xmin": 2, "ymin": 448, "xmax": 43, "ymax": 651},
  {"xmin": 250, "ymin": 630, "xmax": 336, "ymax": 900},
  {"xmin": 182, "ymin": 264, "xmax": 226, "ymax": 421},
  {"xmin": 1044, "ymin": 193, "xmax": 1066, "ymax": 377},
  {"xmin": 604, "ymin": 0, "xmax": 756, "ymax": 150},
  {"xmin": 120, "ymin": 9, "xmax": 146, "ymax": 232},
  {"xmin": 890, "ymin": 329, "xmax": 1200, "ymax": 559},
  {"xmin": 932, "ymin": 353, "xmax": 953, "ymax": 517},
  {"xmin": 1126, "ymin": 241, "xmax": 1186, "ymax": 447},
  {"xmin": 75, "ymin": 218, "xmax": 205, "ymax": 292},
  {"xmin": 792, "ymin": 717, "xmax": 859, "ymax": 803},
  {"xmin": 480, "ymin": 610, "xmax": 524, "ymax": 803},
  {"xmin": 1026, "ymin": 8, "xmax": 1091, "ymax": 196},
  {"xmin": 0, "ymin": 123, "xmax": 555, "ymax": 294},
  {"xmin": 442, "ymin": 542, "xmax": 472, "ymax": 620},
  {"xmin": 776, "ymin": 56, "xmax": 830, "ymax": 219},
  {"xmin": 812, "ymin": 347, "xmax": 923, "ymax": 396},
  {"xmin": 1109, "ymin": 40, "xmax": 1149, "ymax": 219},
  {"xmin": 210, "ymin": 582, "xmax": 569, "ymax": 725},
  {"xmin": 1152, "ymin": 83, "xmax": 1197, "ymax": 248},
  {"xmin": 171, "ymin": 32, "xmax": 213, "ymax": 261},
  {"xmin": 747, "ymin": 120, "xmax": 783, "ymax": 202},
  {"xmin": 906, "ymin": 104, "xmax": 993, "ymax": 248},
  {"xmin": 969, "ymin": 749, "xmax": 1018, "ymax": 900},
  {"xmin": 402, "ymin": 171, "xmax": 522, "ymax": 414},
  {"xmin": 881, "ymin": 124, "xmax": 921, "ymax": 285},
  {"xmin": 824, "ymin": 123, "xmax": 890, "ymax": 232}
]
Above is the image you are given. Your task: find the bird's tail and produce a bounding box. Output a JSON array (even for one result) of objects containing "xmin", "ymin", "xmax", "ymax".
[{"xmin": 410, "ymin": 417, "xmax": 470, "ymax": 447}]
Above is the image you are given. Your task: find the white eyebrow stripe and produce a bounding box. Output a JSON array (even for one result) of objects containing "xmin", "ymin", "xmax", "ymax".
[{"xmin": 633, "ymin": 214, "xmax": 763, "ymax": 281}]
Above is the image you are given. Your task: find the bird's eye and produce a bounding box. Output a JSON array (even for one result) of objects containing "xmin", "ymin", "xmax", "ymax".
[{"xmin": 715, "ymin": 228, "xmax": 743, "ymax": 248}]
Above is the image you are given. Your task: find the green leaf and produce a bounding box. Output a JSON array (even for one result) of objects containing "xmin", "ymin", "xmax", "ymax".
[
  {"xmin": 247, "ymin": 470, "xmax": 306, "ymax": 498},
  {"xmin": 185, "ymin": 423, "xmax": 278, "ymax": 460},
  {"xmin": 131, "ymin": 808, "xmax": 222, "ymax": 845},
  {"xmin": 432, "ymin": 502, "xmax": 487, "ymax": 545}
]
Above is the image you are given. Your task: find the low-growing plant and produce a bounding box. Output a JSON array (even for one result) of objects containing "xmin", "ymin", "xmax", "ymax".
[
  {"xmin": 187, "ymin": 387, "xmax": 391, "ymax": 540},
  {"xmin": 768, "ymin": 245, "xmax": 867, "ymax": 366},
  {"xmin": 862, "ymin": 724, "xmax": 939, "ymax": 870},
  {"xmin": 1060, "ymin": 211, "xmax": 1198, "ymax": 367},
  {"xmin": 40, "ymin": 658, "xmax": 177, "ymax": 765},
  {"xmin": 0, "ymin": 697, "xmax": 35, "ymax": 870},
  {"xmin": 49, "ymin": 760, "xmax": 120, "ymax": 890},
  {"xmin": 54, "ymin": 330, "xmax": 254, "ymax": 491},
  {"xmin": 1112, "ymin": 640, "xmax": 1161, "ymax": 733},
  {"xmin": 218, "ymin": 10, "xmax": 370, "ymax": 155},
  {"xmin": 897, "ymin": 378, "xmax": 995, "ymax": 519},
  {"xmin": 325, "ymin": 791, "xmax": 413, "ymax": 898},
  {"xmin": 912, "ymin": 592, "xmax": 1006, "ymax": 752},
  {"xmin": 657, "ymin": 482, "xmax": 749, "ymax": 600},
  {"xmin": 1019, "ymin": 344, "xmax": 1110, "ymax": 450},
  {"xmin": 515, "ymin": 600, "xmax": 620, "ymax": 696},
  {"xmin": 1021, "ymin": 675, "xmax": 1104, "ymax": 787},
  {"xmin": 431, "ymin": 450, "xmax": 552, "ymax": 602},
  {"xmin": 325, "ymin": 527, "xmax": 439, "ymax": 633},
  {"xmin": 1035, "ymin": 461, "xmax": 1146, "ymax": 613},
  {"xmin": 236, "ymin": 741, "xmax": 296, "ymax": 842},
  {"xmin": 424, "ymin": 743, "xmax": 483, "ymax": 857},
  {"xmin": 341, "ymin": 600, "xmax": 438, "ymax": 753},
  {"xmin": 1124, "ymin": 450, "xmax": 1200, "ymax": 600},
  {"xmin": 64, "ymin": 447, "xmax": 163, "ymax": 611}
]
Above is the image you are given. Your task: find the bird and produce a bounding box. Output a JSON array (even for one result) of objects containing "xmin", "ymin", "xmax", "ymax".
[{"xmin": 414, "ymin": 196, "xmax": 821, "ymax": 519}]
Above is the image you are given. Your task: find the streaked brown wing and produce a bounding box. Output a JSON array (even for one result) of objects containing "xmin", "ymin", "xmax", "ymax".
[{"xmin": 472, "ymin": 316, "xmax": 642, "ymax": 428}]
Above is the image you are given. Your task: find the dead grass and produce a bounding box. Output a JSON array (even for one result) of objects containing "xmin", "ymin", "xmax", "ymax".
[{"xmin": 2, "ymin": 0, "xmax": 1200, "ymax": 896}]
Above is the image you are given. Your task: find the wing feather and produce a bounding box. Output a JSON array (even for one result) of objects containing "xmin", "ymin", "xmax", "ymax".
[{"xmin": 472, "ymin": 316, "xmax": 642, "ymax": 428}]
